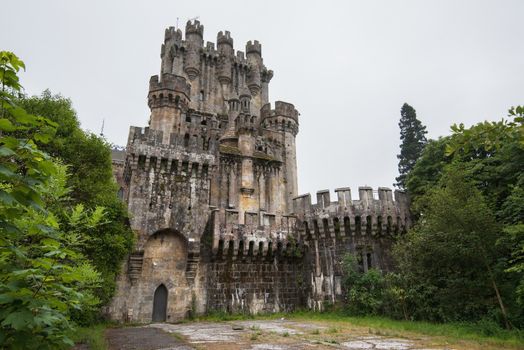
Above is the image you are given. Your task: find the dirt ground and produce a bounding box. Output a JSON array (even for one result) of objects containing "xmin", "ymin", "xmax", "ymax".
[{"xmin": 101, "ymin": 318, "xmax": 511, "ymax": 350}]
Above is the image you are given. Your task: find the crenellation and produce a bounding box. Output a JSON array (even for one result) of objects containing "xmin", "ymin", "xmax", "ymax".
[
  {"xmin": 110, "ymin": 21, "xmax": 411, "ymax": 323},
  {"xmin": 185, "ymin": 20, "xmax": 204, "ymax": 38},
  {"xmin": 217, "ymin": 30, "xmax": 233, "ymax": 47}
]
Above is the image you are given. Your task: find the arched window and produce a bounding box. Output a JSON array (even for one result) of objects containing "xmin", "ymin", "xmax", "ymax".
[{"xmin": 183, "ymin": 133, "xmax": 190, "ymax": 147}]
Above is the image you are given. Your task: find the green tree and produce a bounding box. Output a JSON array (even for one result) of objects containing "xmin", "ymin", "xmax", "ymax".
[
  {"xmin": 406, "ymin": 111, "xmax": 524, "ymax": 211},
  {"xmin": 0, "ymin": 52, "xmax": 102, "ymax": 348},
  {"xmin": 394, "ymin": 168, "xmax": 511, "ymax": 326},
  {"xmin": 342, "ymin": 254, "xmax": 386, "ymax": 316},
  {"xmin": 17, "ymin": 91, "xmax": 134, "ymax": 313},
  {"xmin": 395, "ymin": 103, "xmax": 427, "ymax": 190}
]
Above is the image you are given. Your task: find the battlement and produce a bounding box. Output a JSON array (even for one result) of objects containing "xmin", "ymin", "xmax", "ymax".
[
  {"xmin": 210, "ymin": 210, "xmax": 299, "ymax": 259},
  {"xmin": 164, "ymin": 26, "xmax": 182, "ymax": 43},
  {"xmin": 293, "ymin": 187, "xmax": 408, "ymax": 212},
  {"xmin": 149, "ymin": 73, "xmax": 191, "ymax": 98},
  {"xmin": 235, "ymin": 51, "xmax": 246, "ymax": 63},
  {"xmin": 185, "ymin": 20, "xmax": 204, "ymax": 37},
  {"xmin": 261, "ymin": 101, "xmax": 299, "ymax": 123},
  {"xmin": 246, "ymin": 40, "xmax": 262, "ymax": 55},
  {"xmin": 235, "ymin": 113, "xmax": 258, "ymax": 133},
  {"xmin": 292, "ymin": 187, "xmax": 411, "ymax": 238},
  {"xmin": 127, "ymin": 126, "xmax": 219, "ymax": 156},
  {"xmin": 217, "ymin": 30, "xmax": 233, "ymax": 46}
]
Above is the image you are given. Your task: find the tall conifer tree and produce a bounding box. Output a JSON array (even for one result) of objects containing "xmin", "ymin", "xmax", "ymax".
[{"xmin": 395, "ymin": 103, "xmax": 427, "ymax": 189}]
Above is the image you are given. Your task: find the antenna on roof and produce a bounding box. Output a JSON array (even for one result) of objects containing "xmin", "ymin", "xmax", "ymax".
[{"xmin": 100, "ymin": 118, "xmax": 105, "ymax": 137}]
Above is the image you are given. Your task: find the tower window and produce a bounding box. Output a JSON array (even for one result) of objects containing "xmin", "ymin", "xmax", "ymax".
[{"xmin": 199, "ymin": 90, "xmax": 204, "ymax": 101}]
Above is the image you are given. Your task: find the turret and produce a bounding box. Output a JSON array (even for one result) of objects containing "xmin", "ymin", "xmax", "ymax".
[
  {"xmin": 246, "ymin": 40, "xmax": 262, "ymax": 96},
  {"xmin": 148, "ymin": 73, "xmax": 191, "ymax": 143},
  {"xmin": 160, "ymin": 26, "xmax": 183, "ymax": 75},
  {"xmin": 184, "ymin": 20, "xmax": 204, "ymax": 80},
  {"xmin": 217, "ymin": 31, "xmax": 233, "ymax": 88},
  {"xmin": 239, "ymin": 86, "xmax": 252, "ymax": 114},
  {"xmin": 260, "ymin": 68, "xmax": 273, "ymax": 106},
  {"xmin": 262, "ymin": 101, "xmax": 299, "ymax": 211},
  {"xmin": 219, "ymin": 94, "xmax": 240, "ymax": 147}
]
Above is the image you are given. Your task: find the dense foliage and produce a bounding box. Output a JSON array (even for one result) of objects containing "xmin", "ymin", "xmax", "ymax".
[
  {"xmin": 395, "ymin": 103, "xmax": 427, "ymax": 189},
  {"xmin": 0, "ymin": 51, "xmax": 133, "ymax": 348},
  {"xmin": 0, "ymin": 52, "xmax": 105, "ymax": 348},
  {"xmin": 17, "ymin": 91, "xmax": 134, "ymax": 312},
  {"xmin": 343, "ymin": 106, "xmax": 524, "ymax": 330}
]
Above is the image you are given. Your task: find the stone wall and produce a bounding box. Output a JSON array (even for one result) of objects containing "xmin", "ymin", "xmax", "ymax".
[
  {"xmin": 205, "ymin": 255, "xmax": 307, "ymax": 314},
  {"xmin": 294, "ymin": 187, "xmax": 410, "ymax": 310}
]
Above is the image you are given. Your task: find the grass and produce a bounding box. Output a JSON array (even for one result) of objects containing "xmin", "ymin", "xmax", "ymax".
[
  {"xmin": 285, "ymin": 311, "xmax": 524, "ymax": 348},
  {"xmin": 194, "ymin": 310, "xmax": 524, "ymax": 348},
  {"xmin": 73, "ymin": 310, "xmax": 524, "ymax": 349},
  {"xmin": 70, "ymin": 323, "xmax": 108, "ymax": 350}
]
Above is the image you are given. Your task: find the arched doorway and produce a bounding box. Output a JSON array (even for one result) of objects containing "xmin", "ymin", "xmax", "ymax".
[{"xmin": 152, "ymin": 284, "xmax": 168, "ymax": 322}]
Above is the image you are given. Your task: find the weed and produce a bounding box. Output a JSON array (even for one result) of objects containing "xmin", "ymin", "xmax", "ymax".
[{"xmin": 326, "ymin": 327, "xmax": 339, "ymax": 334}]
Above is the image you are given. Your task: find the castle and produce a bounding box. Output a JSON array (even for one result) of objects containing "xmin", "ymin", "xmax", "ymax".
[{"xmin": 109, "ymin": 21, "xmax": 411, "ymax": 323}]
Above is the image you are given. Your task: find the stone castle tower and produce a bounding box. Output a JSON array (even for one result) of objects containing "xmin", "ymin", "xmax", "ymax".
[{"xmin": 109, "ymin": 21, "xmax": 411, "ymax": 323}]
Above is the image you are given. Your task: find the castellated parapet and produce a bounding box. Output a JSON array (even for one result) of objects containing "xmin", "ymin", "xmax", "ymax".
[{"xmin": 109, "ymin": 21, "xmax": 411, "ymax": 323}]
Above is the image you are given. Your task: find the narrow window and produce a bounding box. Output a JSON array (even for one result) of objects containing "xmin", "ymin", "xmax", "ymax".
[
  {"xmin": 138, "ymin": 155, "xmax": 146, "ymax": 169},
  {"xmin": 304, "ymin": 221, "xmax": 311, "ymax": 240},
  {"xmin": 387, "ymin": 216, "xmax": 393, "ymax": 234},
  {"xmin": 355, "ymin": 216, "xmax": 362, "ymax": 235},
  {"xmin": 366, "ymin": 215, "xmax": 372, "ymax": 235},
  {"xmin": 227, "ymin": 240, "xmax": 234, "ymax": 258},
  {"xmin": 313, "ymin": 219, "xmax": 320, "ymax": 237},
  {"xmin": 217, "ymin": 239, "xmax": 224, "ymax": 259},
  {"xmin": 322, "ymin": 218, "xmax": 329, "ymax": 236},
  {"xmin": 248, "ymin": 241, "xmax": 254, "ymax": 257},
  {"xmin": 333, "ymin": 217, "xmax": 340, "ymax": 237},
  {"xmin": 343, "ymin": 216, "xmax": 351, "ymax": 235},
  {"xmin": 238, "ymin": 240, "xmax": 244, "ymax": 257}
]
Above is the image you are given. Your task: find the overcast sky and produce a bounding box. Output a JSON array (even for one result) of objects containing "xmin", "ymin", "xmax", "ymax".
[{"xmin": 2, "ymin": 0, "xmax": 523, "ymax": 198}]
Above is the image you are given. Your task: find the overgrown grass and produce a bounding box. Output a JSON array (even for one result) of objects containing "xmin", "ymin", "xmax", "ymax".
[
  {"xmin": 69, "ymin": 324, "xmax": 108, "ymax": 350},
  {"xmin": 196, "ymin": 310, "xmax": 524, "ymax": 348},
  {"xmin": 291, "ymin": 311, "xmax": 524, "ymax": 348}
]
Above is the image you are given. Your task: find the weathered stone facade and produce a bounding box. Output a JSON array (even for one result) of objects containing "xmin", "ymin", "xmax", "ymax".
[{"xmin": 108, "ymin": 21, "xmax": 410, "ymax": 323}]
